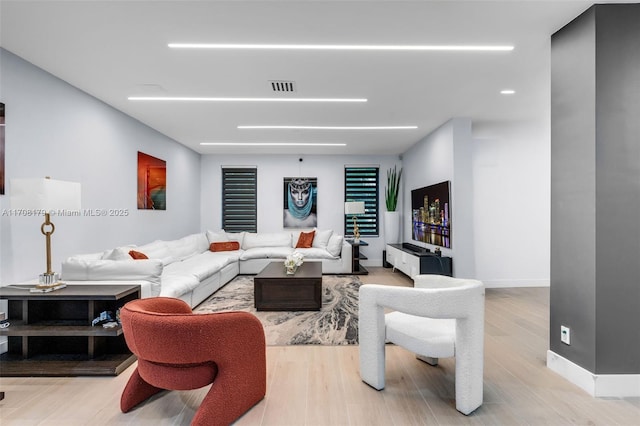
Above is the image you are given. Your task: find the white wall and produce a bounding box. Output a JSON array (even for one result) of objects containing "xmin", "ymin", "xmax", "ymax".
[
  {"xmin": 200, "ymin": 154, "xmax": 402, "ymax": 267},
  {"xmin": 0, "ymin": 49, "xmax": 201, "ymax": 284},
  {"xmin": 472, "ymin": 120, "xmax": 550, "ymax": 287},
  {"xmin": 402, "ymin": 117, "xmax": 550, "ymax": 287},
  {"xmin": 402, "ymin": 118, "xmax": 476, "ymax": 278}
]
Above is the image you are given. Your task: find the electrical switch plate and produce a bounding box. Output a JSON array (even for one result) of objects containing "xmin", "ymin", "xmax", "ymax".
[{"xmin": 561, "ymin": 325, "xmax": 570, "ymax": 345}]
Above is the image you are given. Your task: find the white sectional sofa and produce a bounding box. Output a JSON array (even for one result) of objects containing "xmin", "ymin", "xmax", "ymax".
[{"xmin": 61, "ymin": 229, "xmax": 352, "ymax": 307}]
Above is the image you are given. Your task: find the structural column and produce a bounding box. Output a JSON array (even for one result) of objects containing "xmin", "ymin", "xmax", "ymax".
[{"xmin": 549, "ymin": 3, "xmax": 640, "ymax": 396}]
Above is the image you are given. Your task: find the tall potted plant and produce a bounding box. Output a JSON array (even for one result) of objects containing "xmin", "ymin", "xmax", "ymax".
[{"xmin": 384, "ymin": 165, "xmax": 402, "ymax": 244}]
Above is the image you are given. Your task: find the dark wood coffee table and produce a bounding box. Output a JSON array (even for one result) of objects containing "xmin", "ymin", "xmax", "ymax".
[{"xmin": 254, "ymin": 261, "xmax": 322, "ymax": 311}]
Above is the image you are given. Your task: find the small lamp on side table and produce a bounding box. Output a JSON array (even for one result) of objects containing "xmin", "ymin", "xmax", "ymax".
[
  {"xmin": 11, "ymin": 177, "xmax": 81, "ymax": 287},
  {"xmin": 344, "ymin": 201, "xmax": 365, "ymax": 243}
]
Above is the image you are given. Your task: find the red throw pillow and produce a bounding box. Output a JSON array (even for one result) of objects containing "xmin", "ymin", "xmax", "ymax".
[
  {"xmin": 129, "ymin": 250, "xmax": 148, "ymax": 260},
  {"xmin": 296, "ymin": 230, "xmax": 315, "ymax": 248},
  {"xmin": 210, "ymin": 241, "xmax": 240, "ymax": 252}
]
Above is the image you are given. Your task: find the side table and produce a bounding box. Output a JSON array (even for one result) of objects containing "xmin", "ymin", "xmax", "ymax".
[
  {"xmin": 346, "ymin": 239, "xmax": 369, "ymax": 275},
  {"xmin": 0, "ymin": 283, "xmax": 140, "ymax": 376}
]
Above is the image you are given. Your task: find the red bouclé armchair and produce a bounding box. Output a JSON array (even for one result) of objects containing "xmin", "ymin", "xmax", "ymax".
[{"xmin": 119, "ymin": 297, "xmax": 266, "ymax": 426}]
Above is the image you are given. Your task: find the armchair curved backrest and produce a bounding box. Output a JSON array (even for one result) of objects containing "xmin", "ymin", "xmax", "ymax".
[
  {"xmin": 359, "ymin": 275, "xmax": 484, "ymax": 415},
  {"xmin": 120, "ymin": 297, "xmax": 266, "ymax": 426}
]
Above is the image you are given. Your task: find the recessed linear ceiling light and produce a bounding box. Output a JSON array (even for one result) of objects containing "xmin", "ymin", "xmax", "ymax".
[
  {"xmin": 169, "ymin": 43, "xmax": 514, "ymax": 52},
  {"xmin": 238, "ymin": 125, "xmax": 417, "ymax": 130},
  {"xmin": 500, "ymin": 90, "xmax": 516, "ymax": 95},
  {"xmin": 200, "ymin": 142, "xmax": 346, "ymax": 147},
  {"xmin": 128, "ymin": 96, "xmax": 366, "ymax": 103}
]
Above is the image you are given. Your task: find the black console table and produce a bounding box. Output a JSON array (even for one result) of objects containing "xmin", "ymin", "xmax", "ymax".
[
  {"xmin": 346, "ymin": 239, "xmax": 369, "ymax": 275},
  {"xmin": 386, "ymin": 243, "xmax": 452, "ymax": 278}
]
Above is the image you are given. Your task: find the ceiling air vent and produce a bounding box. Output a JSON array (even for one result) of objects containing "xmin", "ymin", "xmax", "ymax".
[{"xmin": 270, "ymin": 80, "xmax": 296, "ymax": 92}]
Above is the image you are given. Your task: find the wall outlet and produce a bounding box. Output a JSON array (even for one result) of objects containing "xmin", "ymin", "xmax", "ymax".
[{"xmin": 561, "ymin": 325, "xmax": 571, "ymax": 345}]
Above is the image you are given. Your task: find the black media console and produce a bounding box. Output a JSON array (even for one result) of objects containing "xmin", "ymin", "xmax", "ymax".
[
  {"xmin": 400, "ymin": 242, "xmax": 432, "ymax": 254},
  {"xmin": 386, "ymin": 243, "xmax": 453, "ymax": 277}
]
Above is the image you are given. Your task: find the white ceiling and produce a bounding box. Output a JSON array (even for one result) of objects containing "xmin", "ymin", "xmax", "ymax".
[{"xmin": 0, "ymin": 1, "xmax": 602, "ymax": 155}]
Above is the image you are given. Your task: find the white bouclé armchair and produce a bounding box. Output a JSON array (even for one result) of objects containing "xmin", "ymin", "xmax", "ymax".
[{"xmin": 358, "ymin": 274, "xmax": 485, "ymax": 415}]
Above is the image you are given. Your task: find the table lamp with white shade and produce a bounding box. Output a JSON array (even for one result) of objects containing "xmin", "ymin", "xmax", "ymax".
[
  {"xmin": 344, "ymin": 201, "xmax": 365, "ymax": 243},
  {"xmin": 11, "ymin": 177, "xmax": 81, "ymax": 287}
]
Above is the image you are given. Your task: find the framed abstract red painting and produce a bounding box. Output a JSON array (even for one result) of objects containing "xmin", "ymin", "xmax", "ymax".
[{"xmin": 137, "ymin": 151, "xmax": 166, "ymax": 210}]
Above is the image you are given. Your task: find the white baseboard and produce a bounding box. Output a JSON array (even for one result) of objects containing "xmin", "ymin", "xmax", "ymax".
[
  {"xmin": 547, "ymin": 350, "xmax": 640, "ymax": 397},
  {"xmin": 482, "ymin": 279, "xmax": 550, "ymax": 288}
]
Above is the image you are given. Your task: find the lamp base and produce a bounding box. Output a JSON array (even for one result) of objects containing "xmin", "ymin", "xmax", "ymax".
[{"xmin": 37, "ymin": 273, "xmax": 62, "ymax": 289}]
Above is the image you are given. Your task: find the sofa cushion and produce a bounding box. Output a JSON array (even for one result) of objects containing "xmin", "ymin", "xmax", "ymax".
[
  {"xmin": 240, "ymin": 246, "xmax": 293, "ymax": 260},
  {"xmin": 61, "ymin": 258, "xmax": 163, "ymax": 284},
  {"xmin": 294, "ymin": 247, "xmax": 337, "ymax": 260},
  {"xmin": 206, "ymin": 229, "xmax": 229, "ymax": 244},
  {"xmin": 295, "ymin": 230, "xmax": 315, "ymax": 248},
  {"xmin": 166, "ymin": 233, "xmax": 209, "ymax": 261},
  {"xmin": 159, "ymin": 272, "xmax": 200, "ymax": 298},
  {"xmin": 163, "ymin": 252, "xmax": 230, "ymax": 282},
  {"xmin": 207, "ymin": 250, "xmax": 243, "ymax": 263},
  {"xmin": 210, "ymin": 241, "xmax": 240, "ymax": 252},
  {"xmin": 135, "ymin": 240, "xmax": 175, "ymax": 266},
  {"xmin": 242, "ymin": 232, "xmax": 291, "ymax": 249},
  {"xmin": 326, "ymin": 235, "xmax": 344, "ymax": 257},
  {"xmin": 225, "ymin": 231, "xmax": 245, "ymax": 247},
  {"xmin": 312, "ymin": 229, "xmax": 333, "ymax": 249}
]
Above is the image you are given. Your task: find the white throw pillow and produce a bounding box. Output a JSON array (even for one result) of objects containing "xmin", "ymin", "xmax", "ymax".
[
  {"xmin": 206, "ymin": 229, "xmax": 229, "ymax": 244},
  {"xmin": 312, "ymin": 229, "xmax": 333, "ymax": 249},
  {"xmin": 326, "ymin": 235, "xmax": 343, "ymax": 257},
  {"xmin": 104, "ymin": 246, "xmax": 136, "ymax": 261},
  {"xmin": 290, "ymin": 231, "xmax": 302, "ymax": 247},
  {"xmin": 225, "ymin": 231, "xmax": 245, "ymax": 247}
]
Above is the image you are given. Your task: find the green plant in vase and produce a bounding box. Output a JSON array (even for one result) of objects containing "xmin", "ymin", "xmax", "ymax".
[
  {"xmin": 385, "ymin": 165, "xmax": 403, "ymax": 212},
  {"xmin": 384, "ymin": 166, "xmax": 403, "ymax": 244}
]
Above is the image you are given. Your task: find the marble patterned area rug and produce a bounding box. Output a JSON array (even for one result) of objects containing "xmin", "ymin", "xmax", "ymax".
[{"xmin": 195, "ymin": 274, "xmax": 362, "ymax": 345}]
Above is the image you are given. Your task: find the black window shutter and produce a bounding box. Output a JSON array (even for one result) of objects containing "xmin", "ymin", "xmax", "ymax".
[
  {"xmin": 344, "ymin": 167, "xmax": 379, "ymax": 237},
  {"xmin": 222, "ymin": 167, "xmax": 257, "ymax": 233}
]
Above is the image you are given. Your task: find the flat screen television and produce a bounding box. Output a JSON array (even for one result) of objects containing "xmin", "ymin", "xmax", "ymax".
[{"xmin": 411, "ymin": 180, "xmax": 451, "ymax": 248}]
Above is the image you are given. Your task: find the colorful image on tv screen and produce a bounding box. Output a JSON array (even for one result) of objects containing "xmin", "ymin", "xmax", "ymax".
[{"xmin": 411, "ymin": 181, "xmax": 451, "ymax": 248}]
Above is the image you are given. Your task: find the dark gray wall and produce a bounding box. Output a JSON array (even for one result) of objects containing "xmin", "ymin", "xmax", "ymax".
[
  {"xmin": 551, "ymin": 4, "xmax": 640, "ymax": 374},
  {"xmin": 550, "ymin": 7, "xmax": 598, "ymax": 372},
  {"xmin": 594, "ymin": 5, "xmax": 640, "ymax": 374}
]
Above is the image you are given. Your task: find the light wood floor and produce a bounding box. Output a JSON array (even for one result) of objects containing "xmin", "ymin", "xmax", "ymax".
[{"xmin": 1, "ymin": 268, "xmax": 638, "ymax": 425}]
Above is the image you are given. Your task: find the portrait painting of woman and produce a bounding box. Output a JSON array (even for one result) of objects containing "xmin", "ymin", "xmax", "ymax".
[{"xmin": 283, "ymin": 177, "xmax": 317, "ymax": 228}]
